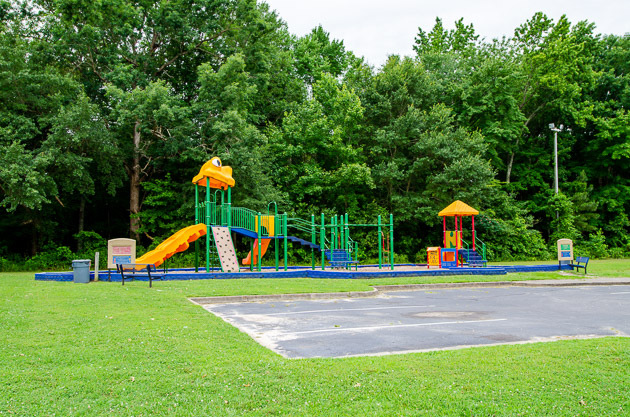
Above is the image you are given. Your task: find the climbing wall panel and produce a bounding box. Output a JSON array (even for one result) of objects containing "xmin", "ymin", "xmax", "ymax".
[{"xmin": 211, "ymin": 226, "xmax": 240, "ymax": 272}]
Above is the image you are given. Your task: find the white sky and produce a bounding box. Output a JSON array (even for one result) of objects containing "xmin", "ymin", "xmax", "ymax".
[{"xmin": 263, "ymin": 0, "xmax": 630, "ymax": 68}]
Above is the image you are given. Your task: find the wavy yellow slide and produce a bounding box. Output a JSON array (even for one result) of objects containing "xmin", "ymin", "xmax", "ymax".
[{"xmin": 136, "ymin": 224, "xmax": 207, "ymax": 267}]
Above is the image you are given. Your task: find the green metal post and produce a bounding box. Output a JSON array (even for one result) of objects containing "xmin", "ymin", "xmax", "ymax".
[
  {"xmin": 311, "ymin": 214, "xmax": 315, "ymax": 270},
  {"xmin": 345, "ymin": 213, "xmax": 349, "ymax": 252},
  {"xmin": 330, "ymin": 215, "xmax": 337, "ymax": 251},
  {"xmin": 220, "ymin": 190, "xmax": 225, "ymax": 226},
  {"xmin": 341, "ymin": 215, "xmax": 346, "ymax": 252},
  {"xmin": 335, "ymin": 215, "xmax": 339, "ymax": 250},
  {"xmin": 283, "ymin": 213, "xmax": 288, "ymax": 271},
  {"xmin": 321, "ymin": 213, "xmax": 325, "ymax": 270},
  {"xmin": 214, "ymin": 190, "xmax": 221, "ymax": 225},
  {"xmin": 195, "ymin": 184, "xmax": 199, "ymax": 273},
  {"xmin": 378, "ymin": 215, "xmax": 382, "ymax": 269},
  {"xmin": 275, "ymin": 216, "xmax": 279, "ymax": 272},
  {"xmin": 205, "ymin": 181, "xmax": 211, "ymax": 272},
  {"xmin": 227, "ymin": 187, "xmax": 232, "ymax": 231},
  {"xmin": 390, "ymin": 213, "xmax": 394, "ymax": 270},
  {"xmin": 271, "ymin": 202, "xmax": 279, "ymax": 271}
]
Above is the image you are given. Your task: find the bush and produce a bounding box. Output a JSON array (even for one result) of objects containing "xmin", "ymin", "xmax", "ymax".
[
  {"xmin": 24, "ymin": 244, "xmax": 75, "ymax": 271},
  {"xmin": 477, "ymin": 214, "xmax": 552, "ymax": 262},
  {"xmin": 578, "ymin": 229, "xmax": 609, "ymax": 259},
  {"xmin": 74, "ymin": 231, "xmax": 108, "ymax": 269},
  {"xmin": 607, "ymin": 247, "xmax": 627, "ymax": 259}
]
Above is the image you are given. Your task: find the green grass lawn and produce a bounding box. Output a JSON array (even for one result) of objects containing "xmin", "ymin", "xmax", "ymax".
[{"xmin": 2, "ymin": 263, "xmax": 629, "ymax": 416}]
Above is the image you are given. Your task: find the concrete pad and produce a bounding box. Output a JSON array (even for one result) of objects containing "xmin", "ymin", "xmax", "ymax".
[{"xmin": 199, "ymin": 285, "xmax": 630, "ymax": 358}]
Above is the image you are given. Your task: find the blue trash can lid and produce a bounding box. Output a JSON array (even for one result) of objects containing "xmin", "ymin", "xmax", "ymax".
[{"xmin": 72, "ymin": 259, "xmax": 92, "ymax": 266}]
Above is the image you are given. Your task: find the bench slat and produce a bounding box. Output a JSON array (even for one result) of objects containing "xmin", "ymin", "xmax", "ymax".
[{"xmin": 568, "ymin": 257, "xmax": 589, "ymax": 274}]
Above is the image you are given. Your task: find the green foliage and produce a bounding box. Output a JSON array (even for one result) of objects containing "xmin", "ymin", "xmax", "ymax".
[
  {"xmin": 548, "ymin": 192, "xmax": 581, "ymax": 244},
  {"xmin": 414, "ymin": 17, "xmax": 479, "ymax": 56},
  {"xmin": 564, "ymin": 171, "xmax": 599, "ymax": 233},
  {"xmin": 294, "ymin": 25, "xmax": 351, "ymax": 84},
  {"xmin": 578, "ymin": 229, "xmax": 610, "ymax": 259},
  {"xmin": 43, "ymin": 93, "xmax": 123, "ymax": 197},
  {"xmin": 136, "ymin": 174, "xmax": 191, "ymax": 239},
  {"xmin": 23, "ymin": 244, "xmax": 74, "ymax": 271},
  {"xmin": 0, "ymin": 30, "xmax": 84, "ymax": 211},
  {"xmin": 0, "ymin": 142, "xmax": 57, "ymax": 211},
  {"xmin": 269, "ymin": 73, "xmax": 372, "ymax": 215},
  {"xmin": 0, "ymin": 5, "xmax": 628, "ymax": 261},
  {"xmin": 73, "ymin": 230, "xmax": 107, "ymax": 266},
  {"xmin": 197, "ymin": 53, "xmax": 283, "ymax": 210},
  {"xmin": 476, "ymin": 204, "xmax": 551, "ymax": 262}
]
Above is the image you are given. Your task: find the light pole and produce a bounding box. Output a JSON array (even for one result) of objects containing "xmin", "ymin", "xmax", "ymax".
[
  {"xmin": 549, "ymin": 123, "xmax": 564, "ymax": 195},
  {"xmin": 549, "ymin": 123, "xmax": 564, "ymax": 224}
]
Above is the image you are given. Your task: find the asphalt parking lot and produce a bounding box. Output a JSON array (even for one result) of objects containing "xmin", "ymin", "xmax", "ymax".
[{"xmin": 201, "ymin": 285, "xmax": 630, "ymax": 358}]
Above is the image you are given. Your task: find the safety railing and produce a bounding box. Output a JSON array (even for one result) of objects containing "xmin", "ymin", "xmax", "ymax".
[
  {"xmin": 348, "ymin": 236, "xmax": 358, "ymax": 263},
  {"xmin": 230, "ymin": 206, "xmax": 258, "ymax": 232},
  {"xmin": 197, "ymin": 201, "xmax": 219, "ymax": 227},
  {"xmin": 287, "ymin": 217, "xmax": 313, "ymax": 235},
  {"xmin": 460, "ymin": 238, "xmax": 487, "ymax": 265}
]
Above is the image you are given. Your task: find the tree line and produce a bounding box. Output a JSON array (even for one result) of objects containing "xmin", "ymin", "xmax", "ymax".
[{"xmin": 1, "ymin": 0, "xmax": 628, "ymax": 267}]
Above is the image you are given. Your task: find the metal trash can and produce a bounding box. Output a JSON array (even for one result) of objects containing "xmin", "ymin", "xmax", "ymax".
[{"xmin": 72, "ymin": 259, "xmax": 92, "ymax": 283}]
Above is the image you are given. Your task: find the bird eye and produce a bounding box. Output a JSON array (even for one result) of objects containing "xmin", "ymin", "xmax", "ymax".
[{"xmin": 211, "ymin": 158, "xmax": 222, "ymax": 167}]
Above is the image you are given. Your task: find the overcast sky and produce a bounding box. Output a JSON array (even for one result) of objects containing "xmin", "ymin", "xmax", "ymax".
[{"xmin": 263, "ymin": 0, "xmax": 630, "ymax": 68}]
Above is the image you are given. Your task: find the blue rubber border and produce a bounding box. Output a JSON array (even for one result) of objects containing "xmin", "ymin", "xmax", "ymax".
[{"xmin": 34, "ymin": 264, "xmax": 571, "ymax": 282}]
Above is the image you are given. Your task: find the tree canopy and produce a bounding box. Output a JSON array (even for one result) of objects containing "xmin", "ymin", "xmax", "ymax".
[{"xmin": 1, "ymin": 2, "xmax": 628, "ymax": 263}]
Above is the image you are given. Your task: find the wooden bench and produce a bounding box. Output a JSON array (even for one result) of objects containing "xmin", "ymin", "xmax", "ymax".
[
  {"xmin": 568, "ymin": 256, "xmax": 590, "ymax": 274},
  {"xmin": 116, "ymin": 263, "xmax": 165, "ymax": 287}
]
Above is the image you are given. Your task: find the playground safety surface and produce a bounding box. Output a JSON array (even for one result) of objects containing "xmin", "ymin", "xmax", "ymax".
[
  {"xmin": 34, "ymin": 263, "xmax": 571, "ymax": 281},
  {"xmin": 196, "ymin": 284, "xmax": 630, "ymax": 358}
]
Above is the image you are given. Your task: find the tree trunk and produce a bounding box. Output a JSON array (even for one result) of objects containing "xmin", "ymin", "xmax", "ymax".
[
  {"xmin": 77, "ymin": 197, "xmax": 85, "ymax": 252},
  {"xmin": 129, "ymin": 120, "xmax": 142, "ymax": 241},
  {"xmin": 506, "ymin": 107, "xmax": 539, "ymax": 184},
  {"xmin": 31, "ymin": 221, "xmax": 38, "ymax": 256},
  {"xmin": 505, "ymin": 152, "xmax": 515, "ymax": 184},
  {"xmin": 505, "ymin": 136, "xmax": 521, "ymax": 184}
]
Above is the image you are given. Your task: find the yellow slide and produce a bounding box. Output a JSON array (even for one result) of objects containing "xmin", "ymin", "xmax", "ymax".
[
  {"xmin": 242, "ymin": 239, "xmax": 271, "ymax": 266},
  {"xmin": 136, "ymin": 224, "xmax": 207, "ymax": 267}
]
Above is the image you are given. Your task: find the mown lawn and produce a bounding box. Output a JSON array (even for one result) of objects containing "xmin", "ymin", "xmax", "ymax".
[{"xmin": 1, "ymin": 263, "xmax": 629, "ymax": 416}]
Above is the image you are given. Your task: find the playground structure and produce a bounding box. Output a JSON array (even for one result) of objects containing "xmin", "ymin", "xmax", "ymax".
[
  {"xmin": 36, "ymin": 162, "xmax": 585, "ymax": 284},
  {"xmin": 37, "ymin": 179, "xmax": 582, "ymax": 284},
  {"xmin": 438, "ymin": 200, "xmax": 487, "ymax": 267},
  {"xmin": 136, "ymin": 157, "xmax": 395, "ymax": 272}
]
